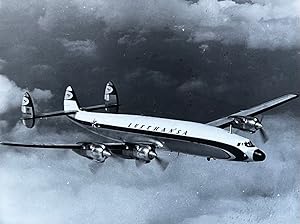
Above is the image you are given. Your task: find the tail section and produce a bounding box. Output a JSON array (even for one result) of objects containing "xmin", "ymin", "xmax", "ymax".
[
  {"xmin": 21, "ymin": 87, "xmax": 80, "ymax": 129},
  {"xmin": 21, "ymin": 92, "xmax": 35, "ymax": 128},
  {"xmin": 21, "ymin": 82, "xmax": 119, "ymax": 129},
  {"xmin": 64, "ymin": 86, "xmax": 80, "ymax": 112},
  {"xmin": 104, "ymin": 81, "xmax": 119, "ymax": 113}
]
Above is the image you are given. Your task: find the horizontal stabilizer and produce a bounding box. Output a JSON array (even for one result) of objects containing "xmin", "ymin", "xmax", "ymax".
[
  {"xmin": 21, "ymin": 85, "xmax": 119, "ymax": 128},
  {"xmin": 81, "ymin": 103, "xmax": 119, "ymax": 112},
  {"xmin": 23, "ymin": 104, "xmax": 119, "ymax": 120}
]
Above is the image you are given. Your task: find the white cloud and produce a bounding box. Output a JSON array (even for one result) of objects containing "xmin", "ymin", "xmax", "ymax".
[
  {"xmin": 0, "ymin": 114, "xmax": 299, "ymax": 224},
  {"xmin": 31, "ymin": 88, "xmax": 53, "ymax": 102},
  {"xmin": 0, "ymin": 75, "xmax": 53, "ymax": 114},
  {"xmin": 60, "ymin": 39, "xmax": 96, "ymax": 57}
]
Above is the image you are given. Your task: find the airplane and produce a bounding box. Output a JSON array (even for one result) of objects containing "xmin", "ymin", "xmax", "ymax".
[{"xmin": 0, "ymin": 81, "xmax": 298, "ymax": 171}]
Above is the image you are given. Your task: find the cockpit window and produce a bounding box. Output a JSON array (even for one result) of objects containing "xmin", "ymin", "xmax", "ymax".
[{"xmin": 245, "ymin": 141, "xmax": 255, "ymax": 147}]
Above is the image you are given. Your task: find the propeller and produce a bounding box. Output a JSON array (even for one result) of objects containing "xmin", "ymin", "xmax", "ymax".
[
  {"xmin": 259, "ymin": 128, "xmax": 269, "ymax": 143},
  {"xmin": 88, "ymin": 161, "xmax": 104, "ymax": 174},
  {"xmin": 88, "ymin": 151, "xmax": 124, "ymax": 174},
  {"xmin": 149, "ymin": 151, "xmax": 169, "ymax": 171},
  {"xmin": 154, "ymin": 156, "xmax": 169, "ymax": 171},
  {"xmin": 257, "ymin": 116, "xmax": 269, "ymax": 143},
  {"xmin": 135, "ymin": 151, "xmax": 169, "ymax": 171}
]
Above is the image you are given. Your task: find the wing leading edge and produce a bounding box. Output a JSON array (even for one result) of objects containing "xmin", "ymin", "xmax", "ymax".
[{"xmin": 207, "ymin": 94, "xmax": 298, "ymax": 128}]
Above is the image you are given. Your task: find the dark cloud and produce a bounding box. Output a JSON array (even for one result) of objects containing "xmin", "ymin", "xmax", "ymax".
[
  {"xmin": 34, "ymin": 0, "xmax": 300, "ymax": 49},
  {"xmin": 0, "ymin": 0, "xmax": 299, "ymax": 223},
  {"xmin": 0, "ymin": 58, "xmax": 7, "ymax": 71}
]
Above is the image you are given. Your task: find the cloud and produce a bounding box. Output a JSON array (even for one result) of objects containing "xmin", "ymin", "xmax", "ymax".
[
  {"xmin": 30, "ymin": 64, "xmax": 55, "ymax": 77},
  {"xmin": 126, "ymin": 69, "xmax": 177, "ymax": 87},
  {"xmin": 0, "ymin": 59, "xmax": 7, "ymax": 71},
  {"xmin": 117, "ymin": 33, "xmax": 147, "ymax": 46},
  {"xmin": 60, "ymin": 39, "xmax": 96, "ymax": 57},
  {"xmin": 35, "ymin": 0, "xmax": 300, "ymax": 49},
  {"xmin": 31, "ymin": 88, "xmax": 53, "ymax": 102},
  {"xmin": 0, "ymin": 1, "xmax": 299, "ymax": 223},
  {"xmin": 178, "ymin": 79, "xmax": 208, "ymax": 93},
  {"xmin": 0, "ymin": 113, "xmax": 299, "ymax": 224},
  {"xmin": 0, "ymin": 75, "xmax": 53, "ymax": 114}
]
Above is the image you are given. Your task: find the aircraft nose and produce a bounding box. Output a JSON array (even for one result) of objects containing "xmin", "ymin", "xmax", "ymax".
[{"xmin": 253, "ymin": 149, "xmax": 266, "ymax": 161}]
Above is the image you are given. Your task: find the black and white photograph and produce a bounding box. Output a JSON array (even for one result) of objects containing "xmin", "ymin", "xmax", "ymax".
[{"xmin": 0, "ymin": 0, "xmax": 299, "ymax": 223}]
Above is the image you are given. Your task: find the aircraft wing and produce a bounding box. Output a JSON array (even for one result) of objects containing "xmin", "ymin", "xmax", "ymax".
[
  {"xmin": 0, "ymin": 141, "xmax": 132, "ymax": 150},
  {"xmin": 0, "ymin": 141, "xmax": 83, "ymax": 149},
  {"xmin": 207, "ymin": 94, "xmax": 298, "ymax": 128},
  {"xmin": 0, "ymin": 140, "xmax": 169, "ymax": 170}
]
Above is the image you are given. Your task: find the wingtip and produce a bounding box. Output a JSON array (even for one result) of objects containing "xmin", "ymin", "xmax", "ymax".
[
  {"xmin": 284, "ymin": 93, "xmax": 299, "ymax": 99},
  {"xmin": 289, "ymin": 93, "xmax": 299, "ymax": 99}
]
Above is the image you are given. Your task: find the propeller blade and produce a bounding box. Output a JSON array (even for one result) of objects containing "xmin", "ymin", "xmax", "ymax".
[
  {"xmin": 88, "ymin": 161, "xmax": 103, "ymax": 174},
  {"xmin": 135, "ymin": 159, "xmax": 144, "ymax": 168},
  {"xmin": 259, "ymin": 115, "xmax": 264, "ymax": 123},
  {"xmin": 154, "ymin": 157, "xmax": 169, "ymax": 171},
  {"xmin": 148, "ymin": 150, "xmax": 169, "ymax": 171},
  {"xmin": 259, "ymin": 128, "xmax": 269, "ymax": 143}
]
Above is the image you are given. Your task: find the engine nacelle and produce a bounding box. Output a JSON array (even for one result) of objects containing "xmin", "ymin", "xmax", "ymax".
[
  {"xmin": 133, "ymin": 145, "xmax": 157, "ymax": 162},
  {"xmin": 79, "ymin": 143, "xmax": 112, "ymax": 162},
  {"xmin": 230, "ymin": 116, "xmax": 263, "ymax": 133}
]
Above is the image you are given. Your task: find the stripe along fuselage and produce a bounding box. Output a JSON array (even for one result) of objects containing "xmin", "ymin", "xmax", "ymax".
[{"xmin": 70, "ymin": 111, "xmax": 259, "ymax": 161}]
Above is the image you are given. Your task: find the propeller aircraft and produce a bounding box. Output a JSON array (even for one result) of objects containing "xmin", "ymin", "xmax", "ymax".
[{"xmin": 0, "ymin": 81, "xmax": 298, "ymax": 171}]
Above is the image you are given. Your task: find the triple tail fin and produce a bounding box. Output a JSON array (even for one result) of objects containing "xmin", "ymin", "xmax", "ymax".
[
  {"xmin": 104, "ymin": 81, "xmax": 119, "ymax": 113},
  {"xmin": 21, "ymin": 82, "xmax": 119, "ymax": 129},
  {"xmin": 21, "ymin": 92, "xmax": 35, "ymax": 128},
  {"xmin": 21, "ymin": 87, "xmax": 81, "ymax": 129},
  {"xmin": 64, "ymin": 86, "xmax": 80, "ymax": 112}
]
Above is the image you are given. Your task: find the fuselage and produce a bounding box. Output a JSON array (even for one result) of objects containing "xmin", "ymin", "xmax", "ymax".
[{"xmin": 70, "ymin": 111, "xmax": 266, "ymax": 162}]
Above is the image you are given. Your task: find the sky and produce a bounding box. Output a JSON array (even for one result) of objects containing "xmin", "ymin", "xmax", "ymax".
[{"xmin": 0, "ymin": 0, "xmax": 299, "ymax": 223}]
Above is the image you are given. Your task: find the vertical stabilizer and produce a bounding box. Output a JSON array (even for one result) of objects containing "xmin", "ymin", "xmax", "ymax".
[
  {"xmin": 104, "ymin": 81, "xmax": 119, "ymax": 113},
  {"xmin": 21, "ymin": 92, "xmax": 35, "ymax": 128},
  {"xmin": 64, "ymin": 86, "xmax": 80, "ymax": 112}
]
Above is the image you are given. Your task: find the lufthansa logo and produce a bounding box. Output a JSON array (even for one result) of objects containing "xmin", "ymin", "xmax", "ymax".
[
  {"xmin": 105, "ymin": 85, "xmax": 114, "ymax": 94},
  {"xmin": 65, "ymin": 91, "xmax": 73, "ymax": 100},
  {"xmin": 22, "ymin": 97, "xmax": 30, "ymax": 106},
  {"xmin": 128, "ymin": 123, "xmax": 188, "ymax": 136}
]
